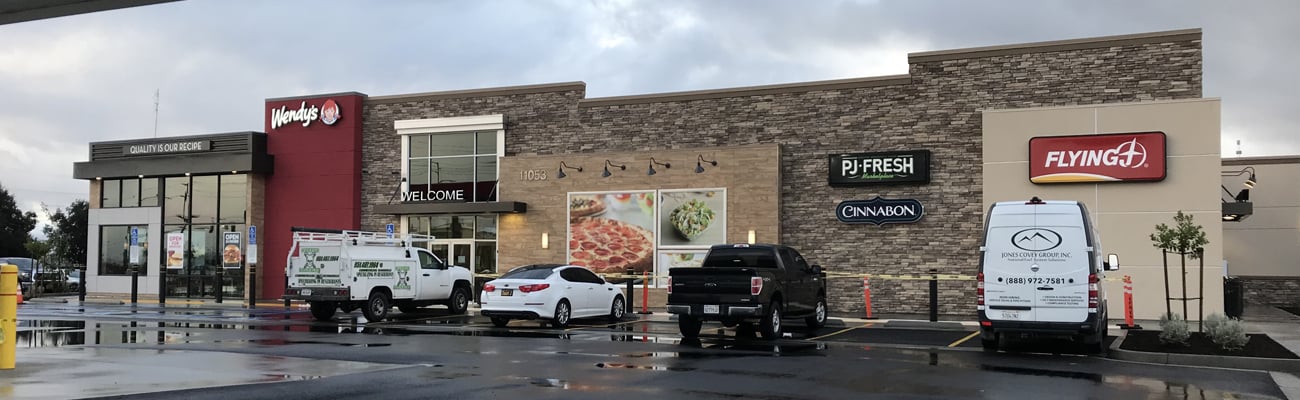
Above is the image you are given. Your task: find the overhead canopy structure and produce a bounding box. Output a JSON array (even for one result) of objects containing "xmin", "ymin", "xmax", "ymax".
[{"xmin": 0, "ymin": 0, "xmax": 177, "ymax": 25}]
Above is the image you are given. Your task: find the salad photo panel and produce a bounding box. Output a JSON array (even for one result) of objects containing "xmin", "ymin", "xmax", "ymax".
[{"xmin": 657, "ymin": 189, "xmax": 727, "ymax": 248}]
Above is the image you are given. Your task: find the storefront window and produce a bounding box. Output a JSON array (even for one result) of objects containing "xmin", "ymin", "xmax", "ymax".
[
  {"xmin": 164, "ymin": 177, "xmax": 189, "ymax": 225},
  {"xmin": 475, "ymin": 216, "xmax": 496, "ymax": 240},
  {"xmin": 474, "ymin": 242, "xmax": 496, "ymax": 274},
  {"xmin": 219, "ymin": 175, "xmax": 247, "ymax": 223},
  {"xmin": 141, "ymin": 178, "xmax": 160, "ymax": 207},
  {"xmin": 102, "ymin": 179, "xmax": 121, "ymax": 208},
  {"xmin": 99, "ymin": 225, "xmax": 147, "ymax": 275},
  {"xmin": 157, "ymin": 174, "xmax": 248, "ymax": 299},
  {"xmin": 406, "ymin": 130, "xmax": 500, "ymax": 200},
  {"xmin": 429, "ymin": 132, "xmax": 474, "ymax": 157},
  {"xmin": 190, "ymin": 176, "xmax": 218, "ymax": 225},
  {"xmin": 121, "ymin": 179, "xmax": 140, "ymax": 207}
]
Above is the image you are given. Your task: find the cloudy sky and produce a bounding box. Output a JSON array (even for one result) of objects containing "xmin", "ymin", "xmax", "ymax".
[{"xmin": 2, "ymin": 0, "xmax": 1296, "ymax": 233}]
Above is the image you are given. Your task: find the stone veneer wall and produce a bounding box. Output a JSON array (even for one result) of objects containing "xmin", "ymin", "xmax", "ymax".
[
  {"xmin": 1242, "ymin": 277, "xmax": 1300, "ymax": 307},
  {"xmin": 360, "ymin": 30, "xmax": 1204, "ymax": 315}
]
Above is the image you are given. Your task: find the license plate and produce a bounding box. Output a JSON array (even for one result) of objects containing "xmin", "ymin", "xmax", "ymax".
[
  {"xmin": 301, "ymin": 289, "xmax": 312, "ymax": 296},
  {"xmin": 501, "ymin": 289, "xmax": 513, "ymax": 297},
  {"xmin": 704, "ymin": 305, "xmax": 720, "ymax": 314},
  {"xmin": 1002, "ymin": 310, "xmax": 1021, "ymax": 320}
]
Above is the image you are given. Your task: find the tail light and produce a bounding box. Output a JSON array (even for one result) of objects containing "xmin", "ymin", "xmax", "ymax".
[
  {"xmin": 484, "ymin": 283, "xmax": 496, "ymax": 293},
  {"xmin": 1088, "ymin": 274, "xmax": 1100, "ymax": 309},
  {"xmin": 666, "ymin": 277, "xmax": 672, "ymax": 294},
  {"xmin": 750, "ymin": 277, "xmax": 763, "ymax": 296},
  {"xmin": 519, "ymin": 283, "xmax": 550, "ymax": 293},
  {"xmin": 977, "ymin": 273, "xmax": 985, "ymax": 306}
]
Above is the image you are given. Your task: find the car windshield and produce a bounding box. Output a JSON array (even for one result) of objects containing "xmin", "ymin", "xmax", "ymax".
[
  {"xmin": 0, "ymin": 258, "xmax": 34, "ymax": 274},
  {"xmin": 500, "ymin": 264, "xmax": 560, "ymax": 280}
]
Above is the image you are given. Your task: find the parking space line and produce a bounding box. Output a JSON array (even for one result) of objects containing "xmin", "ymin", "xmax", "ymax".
[
  {"xmin": 948, "ymin": 331, "xmax": 981, "ymax": 348},
  {"xmin": 808, "ymin": 323, "xmax": 873, "ymax": 341}
]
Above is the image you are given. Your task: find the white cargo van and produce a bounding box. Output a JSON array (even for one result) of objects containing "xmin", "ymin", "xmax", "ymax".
[
  {"xmin": 281, "ymin": 227, "xmax": 474, "ymax": 322},
  {"xmin": 977, "ymin": 197, "xmax": 1119, "ymax": 353}
]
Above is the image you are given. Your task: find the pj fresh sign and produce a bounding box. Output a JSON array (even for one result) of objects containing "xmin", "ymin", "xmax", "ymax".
[
  {"xmin": 1029, "ymin": 132, "xmax": 1166, "ymax": 183},
  {"xmin": 829, "ymin": 150, "xmax": 930, "ymax": 185}
]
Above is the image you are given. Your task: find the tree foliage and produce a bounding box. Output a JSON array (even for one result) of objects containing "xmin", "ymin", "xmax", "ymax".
[
  {"xmin": 1150, "ymin": 211, "xmax": 1209, "ymax": 259},
  {"xmin": 44, "ymin": 200, "xmax": 89, "ymax": 266},
  {"xmin": 0, "ymin": 182, "xmax": 38, "ymax": 257}
]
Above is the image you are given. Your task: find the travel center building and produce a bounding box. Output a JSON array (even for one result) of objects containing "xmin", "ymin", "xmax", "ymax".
[{"xmin": 74, "ymin": 29, "xmax": 1294, "ymax": 319}]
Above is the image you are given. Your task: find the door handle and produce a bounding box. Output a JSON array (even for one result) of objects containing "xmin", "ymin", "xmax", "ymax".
[
  {"xmin": 608, "ymin": 288, "xmax": 613, "ymax": 291},
  {"xmin": 423, "ymin": 274, "xmax": 430, "ymax": 277}
]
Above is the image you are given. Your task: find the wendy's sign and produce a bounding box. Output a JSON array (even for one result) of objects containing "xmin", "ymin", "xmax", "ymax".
[{"xmin": 1029, "ymin": 132, "xmax": 1167, "ymax": 183}]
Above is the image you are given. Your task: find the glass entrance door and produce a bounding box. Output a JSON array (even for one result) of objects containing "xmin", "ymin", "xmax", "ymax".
[{"xmin": 431, "ymin": 240, "xmax": 474, "ymax": 269}]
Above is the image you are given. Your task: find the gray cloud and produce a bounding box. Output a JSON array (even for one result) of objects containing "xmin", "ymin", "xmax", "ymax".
[{"xmin": 1, "ymin": 0, "xmax": 1296, "ymax": 223}]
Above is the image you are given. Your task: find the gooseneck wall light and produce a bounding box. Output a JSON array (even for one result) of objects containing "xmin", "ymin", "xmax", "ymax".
[
  {"xmin": 602, "ymin": 160, "xmax": 627, "ymax": 178},
  {"xmin": 557, "ymin": 161, "xmax": 582, "ymax": 179},
  {"xmin": 647, "ymin": 158, "xmax": 671, "ymax": 176},
  {"xmin": 695, "ymin": 154, "xmax": 718, "ymax": 173}
]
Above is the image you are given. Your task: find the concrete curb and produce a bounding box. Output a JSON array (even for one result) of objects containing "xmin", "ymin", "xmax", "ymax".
[{"xmin": 1108, "ymin": 332, "xmax": 1300, "ymax": 374}]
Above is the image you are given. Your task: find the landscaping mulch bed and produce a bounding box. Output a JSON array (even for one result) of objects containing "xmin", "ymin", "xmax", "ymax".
[
  {"xmin": 1281, "ymin": 307, "xmax": 1300, "ymax": 318},
  {"xmin": 1121, "ymin": 330, "xmax": 1299, "ymax": 359}
]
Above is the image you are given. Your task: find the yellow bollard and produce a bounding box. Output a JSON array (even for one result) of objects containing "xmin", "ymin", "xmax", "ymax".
[{"xmin": 1, "ymin": 263, "xmax": 17, "ymax": 369}]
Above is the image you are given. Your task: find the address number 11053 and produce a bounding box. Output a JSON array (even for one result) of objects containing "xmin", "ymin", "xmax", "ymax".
[{"xmin": 520, "ymin": 169, "xmax": 548, "ymax": 181}]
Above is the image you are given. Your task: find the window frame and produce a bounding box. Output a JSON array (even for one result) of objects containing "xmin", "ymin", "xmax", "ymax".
[{"xmin": 99, "ymin": 224, "xmax": 149, "ymax": 276}]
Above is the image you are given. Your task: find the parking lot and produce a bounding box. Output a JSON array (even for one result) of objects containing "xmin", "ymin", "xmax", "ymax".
[{"xmin": 5, "ymin": 300, "xmax": 1288, "ymax": 399}]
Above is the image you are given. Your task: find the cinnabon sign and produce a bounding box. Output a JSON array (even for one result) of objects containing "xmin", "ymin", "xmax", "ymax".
[{"xmin": 1029, "ymin": 132, "xmax": 1166, "ymax": 183}]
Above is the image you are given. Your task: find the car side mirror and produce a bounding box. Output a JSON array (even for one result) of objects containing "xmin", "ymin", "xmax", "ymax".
[
  {"xmin": 811, "ymin": 265, "xmax": 822, "ymax": 275},
  {"xmin": 404, "ymin": 250, "xmax": 411, "ymax": 258},
  {"xmin": 1106, "ymin": 254, "xmax": 1120, "ymax": 271}
]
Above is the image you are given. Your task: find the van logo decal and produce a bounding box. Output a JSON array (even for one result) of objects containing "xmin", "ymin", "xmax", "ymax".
[
  {"xmin": 300, "ymin": 248, "xmax": 321, "ymax": 273},
  {"xmin": 1012, "ymin": 229, "xmax": 1062, "ymax": 252}
]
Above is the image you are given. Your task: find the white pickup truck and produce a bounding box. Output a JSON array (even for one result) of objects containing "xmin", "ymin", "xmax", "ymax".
[{"xmin": 281, "ymin": 227, "xmax": 474, "ymax": 322}]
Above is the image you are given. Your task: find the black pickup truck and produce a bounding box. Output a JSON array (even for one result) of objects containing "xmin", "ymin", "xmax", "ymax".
[{"xmin": 667, "ymin": 244, "xmax": 827, "ymax": 340}]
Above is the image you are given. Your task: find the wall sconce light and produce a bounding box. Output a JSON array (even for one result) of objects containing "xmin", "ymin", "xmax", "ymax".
[
  {"xmin": 1222, "ymin": 166, "xmax": 1258, "ymax": 188},
  {"xmin": 602, "ymin": 160, "xmax": 626, "ymax": 178},
  {"xmin": 647, "ymin": 157, "xmax": 671, "ymax": 176},
  {"xmin": 747, "ymin": 230, "xmax": 756, "ymax": 244},
  {"xmin": 557, "ymin": 161, "xmax": 582, "ymax": 179},
  {"xmin": 541, "ymin": 232, "xmax": 549, "ymax": 249},
  {"xmin": 695, "ymin": 155, "xmax": 718, "ymax": 173}
]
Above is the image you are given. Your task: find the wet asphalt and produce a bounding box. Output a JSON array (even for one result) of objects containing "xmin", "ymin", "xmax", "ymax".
[{"xmin": 3, "ymin": 302, "xmax": 1289, "ymax": 399}]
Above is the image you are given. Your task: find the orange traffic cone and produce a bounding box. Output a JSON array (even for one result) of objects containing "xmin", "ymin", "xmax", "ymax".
[{"xmin": 16, "ymin": 291, "xmax": 22, "ymax": 304}]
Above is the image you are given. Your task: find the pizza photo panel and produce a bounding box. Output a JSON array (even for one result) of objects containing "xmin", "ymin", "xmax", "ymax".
[{"xmin": 567, "ymin": 191, "xmax": 656, "ymax": 277}]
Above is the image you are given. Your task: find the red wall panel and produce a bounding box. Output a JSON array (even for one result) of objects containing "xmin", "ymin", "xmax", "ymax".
[{"xmin": 261, "ymin": 94, "xmax": 365, "ymax": 300}]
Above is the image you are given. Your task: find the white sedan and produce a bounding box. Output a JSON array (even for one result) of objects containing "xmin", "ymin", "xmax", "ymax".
[{"xmin": 480, "ymin": 264, "xmax": 626, "ymax": 328}]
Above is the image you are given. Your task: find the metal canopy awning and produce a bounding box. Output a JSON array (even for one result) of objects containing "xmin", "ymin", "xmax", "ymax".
[{"xmin": 372, "ymin": 201, "xmax": 527, "ymax": 215}]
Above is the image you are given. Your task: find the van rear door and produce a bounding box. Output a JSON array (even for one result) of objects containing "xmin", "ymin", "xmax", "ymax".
[{"xmin": 982, "ymin": 202, "xmax": 1091, "ymax": 324}]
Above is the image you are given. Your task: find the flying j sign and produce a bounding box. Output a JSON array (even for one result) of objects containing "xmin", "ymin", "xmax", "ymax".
[{"xmin": 1028, "ymin": 132, "xmax": 1166, "ymax": 183}]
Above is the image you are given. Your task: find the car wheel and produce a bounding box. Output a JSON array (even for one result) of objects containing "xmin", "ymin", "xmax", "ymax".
[
  {"xmin": 678, "ymin": 315, "xmax": 702, "ymax": 338},
  {"xmin": 760, "ymin": 302, "xmax": 783, "ymax": 340},
  {"xmin": 805, "ymin": 297, "xmax": 827, "ymax": 329},
  {"xmin": 309, "ymin": 301, "xmax": 336, "ymax": 321},
  {"xmin": 551, "ymin": 300, "xmax": 572, "ymax": 328},
  {"xmin": 448, "ymin": 287, "xmax": 470, "ymax": 315},
  {"xmin": 362, "ymin": 291, "xmax": 390, "ymax": 322},
  {"xmin": 609, "ymin": 295, "xmax": 626, "ymax": 322},
  {"xmin": 491, "ymin": 317, "xmax": 510, "ymax": 328},
  {"xmin": 1084, "ymin": 327, "xmax": 1107, "ymax": 354},
  {"xmin": 981, "ymin": 331, "xmax": 999, "ymax": 353}
]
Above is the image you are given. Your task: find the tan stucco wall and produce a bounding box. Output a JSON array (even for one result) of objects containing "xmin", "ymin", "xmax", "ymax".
[
  {"xmin": 497, "ymin": 144, "xmax": 781, "ymax": 273},
  {"xmin": 1222, "ymin": 160, "xmax": 1300, "ymax": 277},
  {"xmin": 983, "ymin": 98, "xmax": 1223, "ymax": 320}
]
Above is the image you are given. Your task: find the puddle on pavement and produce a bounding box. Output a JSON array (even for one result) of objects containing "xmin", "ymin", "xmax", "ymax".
[
  {"xmin": 531, "ymin": 378, "xmax": 571, "ymax": 388},
  {"xmin": 595, "ymin": 362, "xmax": 696, "ymax": 372}
]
